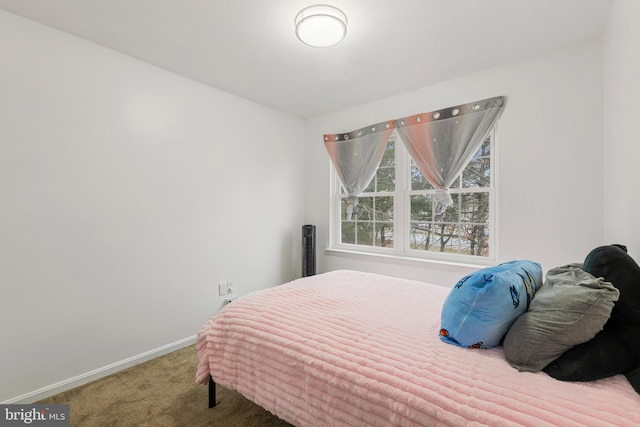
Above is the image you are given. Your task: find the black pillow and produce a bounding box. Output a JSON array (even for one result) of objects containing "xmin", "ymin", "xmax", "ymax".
[{"xmin": 544, "ymin": 245, "xmax": 640, "ymax": 384}]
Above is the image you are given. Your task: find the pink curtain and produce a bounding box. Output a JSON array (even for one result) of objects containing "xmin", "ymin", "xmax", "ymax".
[
  {"xmin": 395, "ymin": 96, "xmax": 506, "ymax": 219},
  {"xmin": 324, "ymin": 121, "xmax": 395, "ymax": 220}
]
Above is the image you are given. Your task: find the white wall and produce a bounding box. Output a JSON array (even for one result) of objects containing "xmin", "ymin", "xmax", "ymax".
[
  {"xmin": 604, "ymin": 0, "xmax": 640, "ymax": 259},
  {"xmin": 0, "ymin": 11, "xmax": 305, "ymax": 402},
  {"xmin": 305, "ymin": 41, "xmax": 605, "ymax": 286}
]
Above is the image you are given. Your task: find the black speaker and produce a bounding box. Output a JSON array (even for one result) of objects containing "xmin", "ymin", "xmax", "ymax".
[{"xmin": 302, "ymin": 224, "xmax": 316, "ymax": 277}]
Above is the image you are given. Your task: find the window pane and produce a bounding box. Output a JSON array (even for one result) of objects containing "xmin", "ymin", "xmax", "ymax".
[
  {"xmin": 450, "ymin": 175, "xmax": 462, "ymax": 189},
  {"xmin": 462, "ymin": 138, "xmax": 491, "ymax": 188},
  {"xmin": 442, "ymin": 194, "xmax": 459, "ymax": 222},
  {"xmin": 354, "ymin": 197, "xmax": 373, "ymax": 221},
  {"xmin": 459, "ymin": 192, "xmax": 489, "ymax": 223},
  {"xmin": 438, "ymin": 223, "xmax": 460, "ymax": 253},
  {"xmin": 410, "ymin": 222, "xmax": 457, "ymax": 252},
  {"xmin": 363, "ymin": 176, "xmax": 375, "ymax": 193},
  {"xmin": 409, "ymin": 222, "xmax": 433, "ymax": 250},
  {"xmin": 376, "ymin": 223, "xmax": 394, "ymax": 247},
  {"xmin": 376, "ymin": 166, "xmax": 395, "ymax": 192},
  {"xmin": 432, "ymin": 222, "xmax": 458, "ymax": 253},
  {"xmin": 340, "ymin": 196, "xmax": 394, "ymax": 222},
  {"xmin": 381, "ymin": 139, "xmax": 395, "ymax": 167},
  {"xmin": 411, "ymin": 161, "xmax": 434, "ymax": 190},
  {"xmin": 410, "ymin": 195, "xmax": 433, "ymax": 221},
  {"xmin": 340, "ymin": 197, "xmax": 377, "ymax": 221},
  {"xmin": 409, "ymin": 192, "xmax": 490, "ymax": 257},
  {"xmin": 341, "ymin": 221, "xmax": 355, "ymax": 244},
  {"xmin": 374, "ymin": 196, "xmax": 394, "ymax": 221},
  {"xmin": 340, "ymin": 196, "xmax": 394, "ymax": 247},
  {"xmin": 460, "ymin": 224, "xmax": 490, "ymax": 256},
  {"xmin": 356, "ymin": 222, "xmax": 374, "ymax": 246},
  {"xmin": 364, "ymin": 140, "xmax": 395, "ymax": 193},
  {"xmin": 478, "ymin": 137, "xmax": 491, "ymax": 156}
]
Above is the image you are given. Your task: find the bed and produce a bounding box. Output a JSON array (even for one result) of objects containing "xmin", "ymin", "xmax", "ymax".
[{"xmin": 196, "ymin": 270, "xmax": 640, "ymax": 426}]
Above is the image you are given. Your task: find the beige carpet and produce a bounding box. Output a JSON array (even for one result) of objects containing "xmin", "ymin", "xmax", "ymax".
[{"xmin": 37, "ymin": 345, "xmax": 294, "ymax": 427}]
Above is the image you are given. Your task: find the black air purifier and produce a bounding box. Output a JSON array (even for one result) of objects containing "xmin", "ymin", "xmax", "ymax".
[{"xmin": 302, "ymin": 224, "xmax": 316, "ymax": 277}]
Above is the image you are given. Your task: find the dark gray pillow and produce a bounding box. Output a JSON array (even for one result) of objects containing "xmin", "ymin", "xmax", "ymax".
[{"xmin": 503, "ymin": 263, "xmax": 619, "ymax": 372}]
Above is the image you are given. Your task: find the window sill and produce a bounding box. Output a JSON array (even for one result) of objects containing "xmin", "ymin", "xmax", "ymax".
[{"xmin": 324, "ymin": 247, "xmax": 493, "ymax": 271}]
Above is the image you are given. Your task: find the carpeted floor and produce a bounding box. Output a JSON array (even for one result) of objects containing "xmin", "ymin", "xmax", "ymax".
[{"xmin": 37, "ymin": 345, "xmax": 294, "ymax": 427}]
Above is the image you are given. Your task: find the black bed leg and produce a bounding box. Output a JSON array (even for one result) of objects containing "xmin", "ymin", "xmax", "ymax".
[{"xmin": 208, "ymin": 375, "xmax": 217, "ymax": 408}]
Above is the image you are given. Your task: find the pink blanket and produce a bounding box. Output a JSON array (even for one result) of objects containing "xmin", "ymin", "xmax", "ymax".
[{"xmin": 196, "ymin": 270, "xmax": 640, "ymax": 426}]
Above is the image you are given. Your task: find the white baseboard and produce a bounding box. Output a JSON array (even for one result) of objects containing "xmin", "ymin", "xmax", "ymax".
[{"xmin": 3, "ymin": 335, "xmax": 197, "ymax": 404}]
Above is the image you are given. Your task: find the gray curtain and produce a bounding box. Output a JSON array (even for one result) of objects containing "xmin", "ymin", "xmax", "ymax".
[
  {"xmin": 324, "ymin": 120, "xmax": 395, "ymax": 220},
  {"xmin": 395, "ymin": 96, "xmax": 506, "ymax": 220}
]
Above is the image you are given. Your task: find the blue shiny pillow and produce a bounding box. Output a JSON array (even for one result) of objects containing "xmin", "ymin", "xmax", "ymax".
[{"xmin": 439, "ymin": 260, "xmax": 542, "ymax": 349}]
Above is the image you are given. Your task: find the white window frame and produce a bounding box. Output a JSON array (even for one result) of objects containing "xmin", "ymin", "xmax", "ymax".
[{"xmin": 329, "ymin": 129, "xmax": 497, "ymax": 266}]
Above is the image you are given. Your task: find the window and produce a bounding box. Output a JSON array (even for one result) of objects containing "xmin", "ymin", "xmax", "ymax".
[{"xmin": 331, "ymin": 131, "xmax": 495, "ymax": 263}]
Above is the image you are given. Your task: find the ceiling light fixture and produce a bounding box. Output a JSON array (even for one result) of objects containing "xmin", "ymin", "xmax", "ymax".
[{"xmin": 294, "ymin": 4, "xmax": 347, "ymax": 48}]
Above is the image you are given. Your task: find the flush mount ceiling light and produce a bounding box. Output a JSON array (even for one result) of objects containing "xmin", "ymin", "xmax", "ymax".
[{"xmin": 295, "ymin": 4, "xmax": 347, "ymax": 48}]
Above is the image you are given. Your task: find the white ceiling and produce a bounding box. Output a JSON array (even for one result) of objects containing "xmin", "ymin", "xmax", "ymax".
[{"xmin": 0, "ymin": 0, "xmax": 615, "ymax": 118}]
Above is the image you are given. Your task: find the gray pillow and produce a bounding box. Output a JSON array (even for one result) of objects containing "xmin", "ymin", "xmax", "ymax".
[{"xmin": 503, "ymin": 263, "xmax": 619, "ymax": 372}]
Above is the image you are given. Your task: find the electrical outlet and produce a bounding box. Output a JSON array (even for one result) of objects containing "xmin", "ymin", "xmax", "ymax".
[
  {"xmin": 224, "ymin": 281, "xmax": 237, "ymax": 305},
  {"xmin": 218, "ymin": 282, "xmax": 228, "ymax": 297},
  {"xmin": 226, "ymin": 281, "xmax": 235, "ymax": 296}
]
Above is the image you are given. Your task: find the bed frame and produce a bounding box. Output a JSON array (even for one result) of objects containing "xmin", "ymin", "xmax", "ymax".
[{"xmin": 208, "ymin": 375, "xmax": 216, "ymax": 408}]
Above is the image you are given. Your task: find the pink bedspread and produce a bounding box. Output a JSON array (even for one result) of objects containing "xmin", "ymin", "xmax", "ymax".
[{"xmin": 196, "ymin": 270, "xmax": 640, "ymax": 426}]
